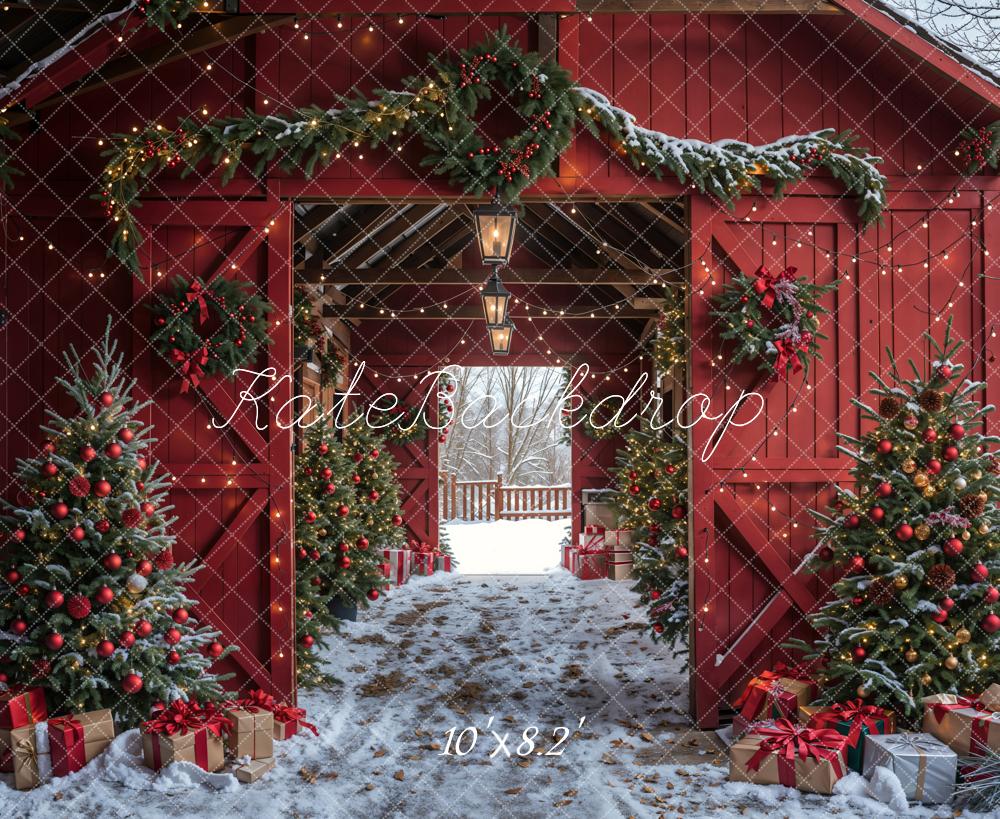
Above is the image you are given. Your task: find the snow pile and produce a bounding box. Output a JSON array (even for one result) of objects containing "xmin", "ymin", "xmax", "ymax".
[{"xmin": 442, "ymin": 517, "xmax": 568, "ymax": 574}]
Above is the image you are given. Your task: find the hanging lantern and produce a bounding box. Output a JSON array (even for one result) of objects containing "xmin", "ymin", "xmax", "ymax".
[
  {"xmin": 473, "ymin": 202, "xmax": 518, "ymax": 266},
  {"xmin": 481, "ymin": 270, "xmax": 512, "ymax": 326},
  {"xmin": 487, "ymin": 319, "xmax": 515, "ymax": 356}
]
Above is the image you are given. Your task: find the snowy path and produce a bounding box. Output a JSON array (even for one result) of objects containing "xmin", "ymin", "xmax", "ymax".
[{"xmin": 0, "ymin": 571, "xmax": 962, "ymax": 818}]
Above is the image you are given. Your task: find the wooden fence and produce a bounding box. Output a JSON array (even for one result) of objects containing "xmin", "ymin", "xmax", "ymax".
[{"xmin": 439, "ymin": 473, "xmax": 571, "ymax": 522}]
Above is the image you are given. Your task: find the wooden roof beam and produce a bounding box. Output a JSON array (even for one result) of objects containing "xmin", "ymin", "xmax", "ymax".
[
  {"xmin": 324, "ymin": 305, "xmax": 657, "ymax": 320},
  {"xmin": 311, "ymin": 267, "xmax": 670, "ymax": 286}
]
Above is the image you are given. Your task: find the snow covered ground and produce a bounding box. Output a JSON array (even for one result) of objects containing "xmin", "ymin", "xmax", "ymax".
[
  {"xmin": 444, "ymin": 518, "xmax": 568, "ymax": 574},
  {"xmin": 1, "ymin": 569, "xmax": 980, "ymax": 818}
]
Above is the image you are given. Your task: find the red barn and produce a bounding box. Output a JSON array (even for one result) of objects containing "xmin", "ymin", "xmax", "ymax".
[{"xmin": 1, "ymin": 1, "xmax": 997, "ymax": 725}]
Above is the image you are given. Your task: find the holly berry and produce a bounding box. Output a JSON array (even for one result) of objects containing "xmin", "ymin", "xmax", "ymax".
[
  {"xmin": 173, "ymin": 608, "xmax": 189, "ymax": 624},
  {"xmin": 135, "ymin": 619, "xmax": 153, "ymax": 638},
  {"xmin": 102, "ymin": 552, "xmax": 122, "ymax": 570},
  {"xmin": 121, "ymin": 673, "xmax": 143, "ymax": 694},
  {"xmin": 44, "ymin": 590, "xmax": 64, "ymax": 609},
  {"xmin": 96, "ymin": 640, "xmax": 116, "ymax": 658}
]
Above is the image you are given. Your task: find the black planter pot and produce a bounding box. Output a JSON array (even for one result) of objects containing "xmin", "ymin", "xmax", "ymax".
[{"xmin": 327, "ymin": 596, "xmax": 358, "ymax": 621}]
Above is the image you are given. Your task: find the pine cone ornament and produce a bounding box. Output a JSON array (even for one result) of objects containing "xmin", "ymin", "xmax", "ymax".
[
  {"xmin": 68, "ymin": 475, "xmax": 91, "ymax": 498},
  {"xmin": 958, "ymin": 493, "xmax": 986, "ymax": 519},
  {"xmin": 918, "ymin": 389, "xmax": 944, "ymax": 412},
  {"xmin": 867, "ymin": 576, "xmax": 896, "ymax": 606},
  {"xmin": 879, "ymin": 396, "xmax": 903, "ymax": 419},
  {"xmin": 154, "ymin": 548, "xmax": 175, "ymax": 570},
  {"xmin": 926, "ymin": 563, "xmax": 956, "ymax": 591}
]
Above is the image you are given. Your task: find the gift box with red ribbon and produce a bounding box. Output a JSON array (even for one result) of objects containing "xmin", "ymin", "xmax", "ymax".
[
  {"xmin": 382, "ymin": 548, "xmax": 411, "ymax": 586},
  {"xmin": 140, "ymin": 700, "xmax": 232, "ymax": 772},
  {"xmin": 434, "ymin": 554, "xmax": 452, "ymax": 573},
  {"xmin": 578, "ymin": 529, "xmax": 605, "ymax": 553},
  {"xmin": 224, "ymin": 706, "xmax": 274, "ymax": 760},
  {"xmin": 607, "ymin": 559, "xmax": 633, "ymax": 581},
  {"xmin": 923, "ymin": 689, "xmax": 1000, "ymax": 757},
  {"xmin": 235, "ymin": 755, "xmax": 275, "ymax": 783},
  {"xmin": 411, "ymin": 551, "xmax": 436, "ymax": 576},
  {"xmin": 801, "ymin": 699, "xmax": 895, "ymax": 772},
  {"xmin": 733, "ymin": 663, "xmax": 818, "ymax": 723},
  {"xmin": 0, "ymin": 686, "xmax": 47, "ymax": 730},
  {"xmin": 729, "ymin": 718, "xmax": 849, "ymax": 794},
  {"xmin": 272, "ymin": 703, "xmax": 319, "ymax": 741},
  {"xmin": 562, "ymin": 544, "xmax": 576, "ymax": 570},
  {"xmin": 604, "ymin": 529, "xmax": 633, "ymax": 550},
  {"xmin": 48, "ymin": 708, "xmax": 115, "ymax": 777}
]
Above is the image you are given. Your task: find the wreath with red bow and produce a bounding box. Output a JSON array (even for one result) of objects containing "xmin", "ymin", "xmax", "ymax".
[
  {"xmin": 711, "ymin": 265, "xmax": 837, "ymax": 379},
  {"xmin": 151, "ymin": 275, "xmax": 272, "ymax": 392}
]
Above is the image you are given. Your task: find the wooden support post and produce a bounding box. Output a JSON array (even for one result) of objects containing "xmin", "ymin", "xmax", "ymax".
[{"xmin": 495, "ymin": 473, "xmax": 504, "ymax": 522}]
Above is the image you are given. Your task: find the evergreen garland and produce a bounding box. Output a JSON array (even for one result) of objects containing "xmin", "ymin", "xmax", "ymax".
[{"xmin": 957, "ymin": 121, "xmax": 1000, "ymax": 173}]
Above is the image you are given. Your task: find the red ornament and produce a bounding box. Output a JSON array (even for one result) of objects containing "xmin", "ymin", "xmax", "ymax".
[
  {"xmin": 41, "ymin": 462, "xmax": 58, "ymax": 478},
  {"xmin": 927, "ymin": 459, "xmax": 942, "ymax": 474},
  {"xmin": 392, "ymin": 514, "xmax": 403, "ymax": 526},
  {"xmin": 949, "ymin": 423, "xmax": 966, "ymax": 440},
  {"xmin": 971, "ymin": 563, "xmax": 990, "ymax": 582},
  {"xmin": 298, "ymin": 547, "xmax": 307, "ymax": 559},
  {"xmin": 876, "ymin": 482, "xmax": 893, "ymax": 498},
  {"xmin": 119, "ymin": 427, "xmax": 134, "ymax": 443},
  {"xmin": 851, "ymin": 646, "xmax": 866, "ymax": 661},
  {"xmin": 99, "ymin": 391, "xmax": 115, "ymax": 407},
  {"xmin": 173, "ymin": 607, "xmax": 189, "ymax": 624},
  {"xmin": 844, "ymin": 514, "xmax": 861, "ymax": 529},
  {"xmin": 51, "ymin": 502, "xmax": 69, "ymax": 520},
  {"xmin": 141, "ymin": 502, "xmax": 156, "ymax": 518},
  {"xmin": 121, "ymin": 508, "xmax": 142, "ymax": 528},
  {"xmin": 367, "ymin": 588, "xmax": 380, "ymax": 601},
  {"xmin": 674, "ymin": 546, "xmax": 688, "ymax": 560},
  {"xmin": 44, "ymin": 632, "xmax": 64, "ymax": 651},
  {"xmin": 943, "ymin": 538, "xmax": 964, "ymax": 558},
  {"xmin": 985, "ymin": 586, "xmax": 1000, "ymax": 604},
  {"xmin": 121, "ymin": 673, "xmax": 143, "ymax": 694},
  {"xmin": 352, "ymin": 474, "xmax": 361, "ymax": 484},
  {"xmin": 745, "ymin": 319, "xmax": 755, "ymax": 329},
  {"xmin": 628, "ymin": 484, "xmax": 640, "ymax": 495},
  {"xmin": 41, "ymin": 440, "xmax": 56, "ymax": 454},
  {"xmin": 321, "ymin": 467, "xmax": 333, "ymax": 479},
  {"xmin": 167, "ymin": 650, "xmax": 181, "ymax": 665},
  {"xmin": 102, "ymin": 552, "xmax": 122, "ymax": 571},
  {"xmin": 301, "ymin": 634, "xmax": 315, "ymax": 647},
  {"xmin": 353, "ymin": 452, "xmax": 364, "ymax": 463},
  {"xmin": 136, "ymin": 559, "xmax": 153, "ymax": 577},
  {"xmin": 79, "ymin": 445, "xmax": 97, "ymax": 463},
  {"xmin": 895, "ymin": 524, "xmax": 914, "ymax": 541},
  {"xmin": 44, "ymin": 590, "xmax": 64, "ymax": 609},
  {"xmin": 95, "ymin": 519, "xmax": 111, "ymax": 534},
  {"xmin": 981, "ymin": 613, "xmax": 1000, "ymax": 634},
  {"xmin": 96, "ymin": 640, "xmax": 116, "ymax": 658},
  {"xmin": 357, "ymin": 536, "xmax": 369, "ymax": 550},
  {"xmin": 877, "ymin": 439, "xmax": 893, "ymax": 455},
  {"xmin": 5, "ymin": 568, "xmax": 21, "ymax": 584},
  {"xmin": 66, "ymin": 595, "xmax": 91, "ymax": 619},
  {"xmin": 652, "ymin": 623, "xmax": 664, "ymax": 634},
  {"xmin": 869, "ymin": 506, "xmax": 885, "ymax": 523},
  {"xmin": 338, "ymin": 542, "xmax": 350, "ymax": 553},
  {"xmin": 132, "ymin": 619, "xmax": 152, "ymax": 638},
  {"xmin": 11, "ymin": 529, "xmax": 25, "ymax": 542},
  {"xmin": 136, "ymin": 456, "xmax": 147, "ymax": 470},
  {"xmin": 923, "ymin": 428, "xmax": 938, "ymax": 444},
  {"xmin": 304, "ymin": 511, "xmax": 317, "ymax": 523},
  {"xmin": 105, "ymin": 442, "xmax": 123, "ymax": 459},
  {"xmin": 207, "ymin": 641, "xmax": 224, "ymax": 658},
  {"xmin": 942, "ymin": 445, "xmax": 960, "ymax": 461},
  {"xmin": 648, "ymin": 497, "xmax": 662, "ymax": 511},
  {"xmin": 649, "ymin": 590, "xmax": 661, "ymax": 601},
  {"xmin": 848, "ymin": 555, "xmax": 867, "ymax": 573},
  {"xmin": 818, "ymin": 546, "xmax": 834, "ymax": 561},
  {"xmin": 369, "ymin": 490, "xmax": 380, "ymax": 502},
  {"xmin": 317, "ymin": 443, "xmax": 329, "ymax": 455},
  {"xmin": 325, "ymin": 483, "xmax": 337, "ymax": 495},
  {"xmin": 941, "ymin": 597, "xmax": 955, "ymax": 611},
  {"xmin": 69, "ymin": 526, "xmax": 86, "ymax": 542},
  {"xmin": 9, "ymin": 618, "xmax": 27, "ymax": 635},
  {"xmin": 94, "ymin": 586, "xmax": 114, "ymax": 606},
  {"xmin": 339, "ymin": 555, "xmax": 351, "ymax": 569},
  {"xmin": 17, "ymin": 584, "xmax": 29, "ymax": 596},
  {"xmin": 671, "ymin": 505, "xmax": 686, "ymax": 520},
  {"xmin": 154, "ymin": 549, "xmax": 174, "ymax": 570},
  {"xmin": 310, "ymin": 549, "xmax": 321, "ymax": 560},
  {"xmin": 164, "ymin": 628, "xmax": 181, "ymax": 645},
  {"xmin": 93, "ymin": 479, "xmax": 112, "ymax": 498},
  {"xmin": 370, "ymin": 449, "xmax": 380, "ymax": 460},
  {"xmin": 938, "ymin": 365, "xmax": 953, "ymax": 379},
  {"xmin": 931, "ymin": 608, "xmax": 949, "ymax": 624},
  {"xmin": 852, "ymin": 596, "xmax": 864, "ymax": 606},
  {"xmin": 310, "ymin": 577, "xmax": 322, "ymax": 586}
]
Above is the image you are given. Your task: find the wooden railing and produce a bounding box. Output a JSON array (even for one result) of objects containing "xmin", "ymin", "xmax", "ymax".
[{"xmin": 439, "ymin": 473, "xmax": 571, "ymax": 522}]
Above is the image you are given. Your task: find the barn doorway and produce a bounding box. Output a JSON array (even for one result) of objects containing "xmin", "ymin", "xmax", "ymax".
[{"xmin": 438, "ymin": 365, "xmax": 571, "ymax": 574}]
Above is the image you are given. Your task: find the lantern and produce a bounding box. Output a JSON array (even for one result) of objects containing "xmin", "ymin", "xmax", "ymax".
[
  {"xmin": 481, "ymin": 270, "xmax": 512, "ymax": 326},
  {"xmin": 473, "ymin": 202, "xmax": 517, "ymax": 266},
  {"xmin": 487, "ymin": 319, "xmax": 515, "ymax": 356}
]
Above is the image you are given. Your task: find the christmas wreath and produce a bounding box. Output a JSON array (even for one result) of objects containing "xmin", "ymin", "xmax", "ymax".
[
  {"xmin": 958, "ymin": 121, "xmax": 1000, "ymax": 173},
  {"xmin": 151, "ymin": 276, "xmax": 272, "ymax": 392},
  {"xmin": 711, "ymin": 265, "xmax": 837, "ymax": 379}
]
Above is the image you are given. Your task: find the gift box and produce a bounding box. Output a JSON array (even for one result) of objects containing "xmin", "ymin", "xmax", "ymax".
[
  {"xmin": 48, "ymin": 708, "xmax": 115, "ymax": 777},
  {"xmin": 578, "ymin": 530, "xmax": 605, "ymax": 552},
  {"xmin": 412, "ymin": 552, "xmax": 435, "ymax": 576},
  {"xmin": 605, "ymin": 529, "xmax": 633, "ymax": 549},
  {"xmin": 0, "ymin": 686, "xmax": 47, "ymax": 730},
  {"xmin": 434, "ymin": 554, "xmax": 452, "ymax": 573},
  {"xmin": 923, "ymin": 692, "xmax": 1000, "ymax": 756},
  {"xmin": 235, "ymin": 755, "xmax": 275, "ymax": 783},
  {"xmin": 272, "ymin": 703, "xmax": 319, "ymax": 740},
  {"xmin": 224, "ymin": 707, "xmax": 274, "ymax": 761},
  {"xmin": 584, "ymin": 501, "xmax": 616, "ymax": 530},
  {"xmin": 729, "ymin": 719, "xmax": 848, "ymax": 794},
  {"xmin": 562, "ymin": 544, "xmax": 576, "ymax": 570},
  {"xmin": 1, "ymin": 723, "xmax": 52, "ymax": 789},
  {"xmin": 382, "ymin": 549, "xmax": 410, "ymax": 586},
  {"xmin": 731, "ymin": 715, "xmax": 778, "ymax": 741},
  {"xmin": 573, "ymin": 552, "xmax": 605, "ymax": 580},
  {"xmin": 140, "ymin": 701, "xmax": 232, "ymax": 773},
  {"xmin": 862, "ymin": 732, "xmax": 957, "ymax": 804},
  {"xmin": 607, "ymin": 559, "xmax": 633, "ymax": 581},
  {"xmin": 801, "ymin": 699, "xmax": 894, "ymax": 772},
  {"xmin": 734, "ymin": 663, "xmax": 818, "ymax": 723},
  {"xmin": 583, "ymin": 524, "xmax": 605, "ymax": 536}
]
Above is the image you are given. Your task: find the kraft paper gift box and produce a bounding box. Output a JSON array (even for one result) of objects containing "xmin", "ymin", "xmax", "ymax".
[
  {"xmin": 224, "ymin": 708, "xmax": 274, "ymax": 760},
  {"xmin": 272, "ymin": 705, "xmax": 318, "ymax": 740},
  {"xmin": 800, "ymin": 699, "xmax": 895, "ymax": 772},
  {"xmin": 382, "ymin": 548, "xmax": 410, "ymax": 586},
  {"xmin": 140, "ymin": 702, "xmax": 231, "ymax": 773},
  {"xmin": 0, "ymin": 686, "xmax": 47, "ymax": 731},
  {"xmin": 583, "ymin": 502, "xmax": 616, "ymax": 530},
  {"xmin": 607, "ymin": 559, "xmax": 633, "ymax": 581},
  {"xmin": 605, "ymin": 529, "xmax": 633, "ymax": 549},
  {"xmin": 48, "ymin": 709, "xmax": 115, "ymax": 777},
  {"xmin": 235, "ymin": 755, "xmax": 275, "ymax": 783},
  {"xmin": 573, "ymin": 552, "xmax": 605, "ymax": 580},
  {"xmin": 2, "ymin": 722, "xmax": 52, "ymax": 790},
  {"xmin": 730, "ymin": 716, "xmax": 778, "ymax": 741},
  {"xmin": 922, "ymin": 692, "xmax": 1000, "ymax": 756},
  {"xmin": 862, "ymin": 733, "xmax": 957, "ymax": 804},
  {"xmin": 578, "ymin": 530, "xmax": 605, "ymax": 552},
  {"xmin": 728, "ymin": 720, "xmax": 849, "ymax": 795},
  {"xmin": 734, "ymin": 667, "xmax": 817, "ymax": 723}
]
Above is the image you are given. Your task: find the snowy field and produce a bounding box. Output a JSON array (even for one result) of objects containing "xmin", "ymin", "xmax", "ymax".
[
  {"xmin": 444, "ymin": 517, "xmax": 568, "ymax": 574},
  {"xmin": 0, "ymin": 570, "xmax": 989, "ymax": 818}
]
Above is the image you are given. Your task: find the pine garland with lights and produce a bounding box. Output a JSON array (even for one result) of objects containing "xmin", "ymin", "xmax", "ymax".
[
  {"xmin": 151, "ymin": 275, "xmax": 272, "ymax": 391},
  {"xmin": 0, "ymin": 321, "xmax": 233, "ymax": 726},
  {"xmin": 711, "ymin": 264, "xmax": 837, "ymax": 378},
  {"xmin": 95, "ymin": 31, "xmax": 888, "ymax": 275},
  {"xmin": 652, "ymin": 302, "xmax": 686, "ymax": 373},
  {"xmin": 788, "ymin": 319, "xmax": 1000, "ymax": 719},
  {"xmin": 294, "ymin": 288, "xmax": 343, "ymax": 390},
  {"xmin": 957, "ymin": 121, "xmax": 1000, "ymax": 173},
  {"xmin": 613, "ymin": 428, "xmax": 689, "ymax": 655}
]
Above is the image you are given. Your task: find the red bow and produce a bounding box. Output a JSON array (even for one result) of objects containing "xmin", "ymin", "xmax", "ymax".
[
  {"xmin": 171, "ymin": 346, "xmax": 209, "ymax": 393},
  {"xmin": 141, "ymin": 699, "xmax": 233, "ymax": 738},
  {"xmin": 186, "ymin": 280, "xmax": 209, "ymax": 325},
  {"xmin": 807, "ymin": 699, "xmax": 890, "ymax": 748},
  {"xmin": 49, "ymin": 713, "xmax": 84, "ymax": 742},
  {"xmin": 772, "ymin": 339, "xmax": 804, "ymax": 380},
  {"xmin": 273, "ymin": 703, "xmax": 318, "ymax": 735},
  {"xmin": 747, "ymin": 719, "xmax": 846, "ymax": 777},
  {"xmin": 238, "ymin": 688, "xmax": 277, "ymax": 712},
  {"xmin": 929, "ymin": 696, "xmax": 987, "ymax": 724},
  {"xmin": 752, "ymin": 266, "xmax": 798, "ymax": 310}
]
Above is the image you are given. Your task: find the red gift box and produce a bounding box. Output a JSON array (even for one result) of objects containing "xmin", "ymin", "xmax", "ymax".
[
  {"xmin": 141, "ymin": 700, "xmax": 233, "ymax": 772},
  {"xmin": 48, "ymin": 709, "xmax": 115, "ymax": 777},
  {"xmin": 574, "ymin": 552, "xmax": 606, "ymax": 580},
  {"xmin": 734, "ymin": 663, "xmax": 818, "ymax": 722},
  {"xmin": 562, "ymin": 544, "xmax": 575, "ymax": 569},
  {"xmin": 412, "ymin": 552, "xmax": 435, "ymax": 576},
  {"xmin": 434, "ymin": 554, "xmax": 452, "ymax": 573},
  {"xmin": 382, "ymin": 549, "xmax": 410, "ymax": 586},
  {"xmin": 583, "ymin": 524, "xmax": 605, "ymax": 536},
  {"xmin": 0, "ymin": 686, "xmax": 47, "ymax": 730},
  {"xmin": 272, "ymin": 703, "xmax": 319, "ymax": 741}
]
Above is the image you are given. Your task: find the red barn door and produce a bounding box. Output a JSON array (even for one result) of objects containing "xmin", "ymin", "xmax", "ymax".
[{"xmin": 132, "ymin": 199, "xmax": 295, "ymax": 701}]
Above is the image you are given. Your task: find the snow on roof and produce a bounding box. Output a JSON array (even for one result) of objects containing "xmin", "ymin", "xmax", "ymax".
[{"xmin": 874, "ymin": 0, "xmax": 1000, "ymax": 88}]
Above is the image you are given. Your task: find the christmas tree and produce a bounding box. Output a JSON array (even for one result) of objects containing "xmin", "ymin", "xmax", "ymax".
[
  {"xmin": 343, "ymin": 421, "xmax": 407, "ymax": 559},
  {"xmin": 793, "ymin": 320, "xmax": 1000, "ymax": 718},
  {"xmin": 613, "ymin": 428, "xmax": 689, "ymax": 654},
  {"xmin": 0, "ymin": 322, "xmax": 232, "ymax": 726}
]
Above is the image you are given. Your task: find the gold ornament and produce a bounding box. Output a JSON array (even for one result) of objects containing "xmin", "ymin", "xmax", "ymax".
[
  {"xmin": 923, "ymin": 485, "xmax": 936, "ymax": 498},
  {"xmin": 915, "ymin": 523, "xmax": 931, "ymax": 541},
  {"xmin": 971, "ymin": 469, "xmax": 983, "ymax": 481},
  {"xmin": 317, "ymin": 528, "xmax": 327, "ymax": 537},
  {"xmin": 856, "ymin": 685, "xmax": 868, "ymax": 698},
  {"xmin": 944, "ymin": 655, "xmax": 959, "ymax": 670},
  {"xmin": 913, "ymin": 473, "xmax": 929, "ymax": 488},
  {"xmin": 902, "ymin": 458, "xmax": 917, "ymax": 474},
  {"xmin": 893, "ymin": 575, "xmax": 909, "ymax": 590},
  {"xmin": 905, "ymin": 649, "xmax": 918, "ymax": 663},
  {"xmin": 903, "ymin": 415, "xmax": 919, "ymax": 431},
  {"xmin": 921, "ymin": 673, "xmax": 933, "ymax": 685},
  {"xmin": 978, "ymin": 491, "xmax": 989, "ymax": 503},
  {"xmin": 962, "ymin": 530, "xmax": 971, "ymax": 541},
  {"xmin": 956, "ymin": 627, "xmax": 972, "ymax": 644}
]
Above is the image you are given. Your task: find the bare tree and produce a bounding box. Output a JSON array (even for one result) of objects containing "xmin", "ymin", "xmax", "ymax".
[{"xmin": 887, "ymin": 0, "xmax": 1000, "ymax": 75}]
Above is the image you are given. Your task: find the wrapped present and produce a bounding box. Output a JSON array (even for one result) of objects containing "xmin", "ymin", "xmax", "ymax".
[
  {"xmin": 434, "ymin": 554, "xmax": 452, "ymax": 573},
  {"xmin": 562, "ymin": 544, "xmax": 576, "ymax": 570},
  {"xmin": 583, "ymin": 524, "xmax": 605, "ymax": 536},
  {"xmin": 272, "ymin": 703, "xmax": 319, "ymax": 741},
  {"xmin": 140, "ymin": 700, "xmax": 232, "ymax": 773},
  {"xmin": 734, "ymin": 663, "xmax": 817, "ymax": 722},
  {"xmin": 48, "ymin": 709, "xmax": 115, "ymax": 777},
  {"xmin": 382, "ymin": 548, "xmax": 410, "ymax": 586},
  {"xmin": 731, "ymin": 715, "xmax": 778, "ymax": 741},
  {"xmin": 578, "ymin": 530, "xmax": 605, "ymax": 552},
  {"xmin": 801, "ymin": 699, "xmax": 894, "ymax": 772},
  {"xmin": 862, "ymin": 732, "xmax": 957, "ymax": 804},
  {"xmin": 0, "ymin": 686, "xmax": 47, "ymax": 730},
  {"xmin": 224, "ymin": 707, "xmax": 274, "ymax": 760},
  {"xmin": 3, "ymin": 722, "xmax": 52, "ymax": 790},
  {"xmin": 584, "ymin": 501, "xmax": 616, "ymax": 530},
  {"xmin": 607, "ymin": 559, "xmax": 633, "ymax": 581},
  {"xmin": 729, "ymin": 719, "xmax": 848, "ymax": 794},
  {"xmin": 922, "ymin": 693, "xmax": 1000, "ymax": 756},
  {"xmin": 573, "ymin": 552, "xmax": 605, "ymax": 581},
  {"xmin": 412, "ymin": 551, "xmax": 435, "ymax": 576},
  {"xmin": 605, "ymin": 529, "xmax": 633, "ymax": 549},
  {"xmin": 235, "ymin": 755, "xmax": 275, "ymax": 783}
]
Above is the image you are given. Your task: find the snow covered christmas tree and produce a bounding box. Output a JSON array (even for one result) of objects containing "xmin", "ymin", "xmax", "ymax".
[
  {"xmin": 794, "ymin": 320, "xmax": 1000, "ymax": 718},
  {"xmin": 0, "ymin": 322, "xmax": 232, "ymax": 726}
]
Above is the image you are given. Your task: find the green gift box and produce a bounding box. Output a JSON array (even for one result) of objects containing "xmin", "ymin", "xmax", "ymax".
[{"xmin": 801, "ymin": 700, "xmax": 895, "ymax": 772}]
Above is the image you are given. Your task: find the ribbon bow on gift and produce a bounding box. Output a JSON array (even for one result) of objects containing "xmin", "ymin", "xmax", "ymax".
[
  {"xmin": 734, "ymin": 662, "xmax": 813, "ymax": 719},
  {"xmin": 185, "ymin": 280, "xmax": 209, "ymax": 326},
  {"xmin": 171, "ymin": 346, "xmax": 209, "ymax": 393},
  {"xmin": 48, "ymin": 714, "xmax": 85, "ymax": 745},
  {"xmin": 238, "ymin": 689, "xmax": 277, "ymax": 713},
  {"xmin": 142, "ymin": 700, "xmax": 233, "ymax": 738},
  {"xmin": 272, "ymin": 703, "xmax": 318, "ymax": 736},
  {"xmin": 752, "ymin": 266, "xmax": 798, "ymax": 310},
  {"xmin": 747, "ymin": 719, "xmax": 846, "ymax": 778},
  {"xmin": 928, "ymin": 696, "xmax": 987, "ymax": 724},
  {"xmin": 807, "ymin": 699, "xmax": 889, "ymax": 748}
]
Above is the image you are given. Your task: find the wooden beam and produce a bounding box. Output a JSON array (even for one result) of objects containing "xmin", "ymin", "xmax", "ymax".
[
  {"xmin": 309, "ymin": 267, "xmax": 670, "ymax": 286},
  {"xmin": 324, "ymin": 305, "xmax": 657, "ymax": 320},
  {"xmin": 576, "ymin": 0, "xmax": 840, "ymax": 12},
  {"xmin": 336, "ymin": 204, "xmax": 440, "ymax": 268},
  {"xmin": 634, "ymin": 201, "xmax": 688, "ymax": 247}
]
